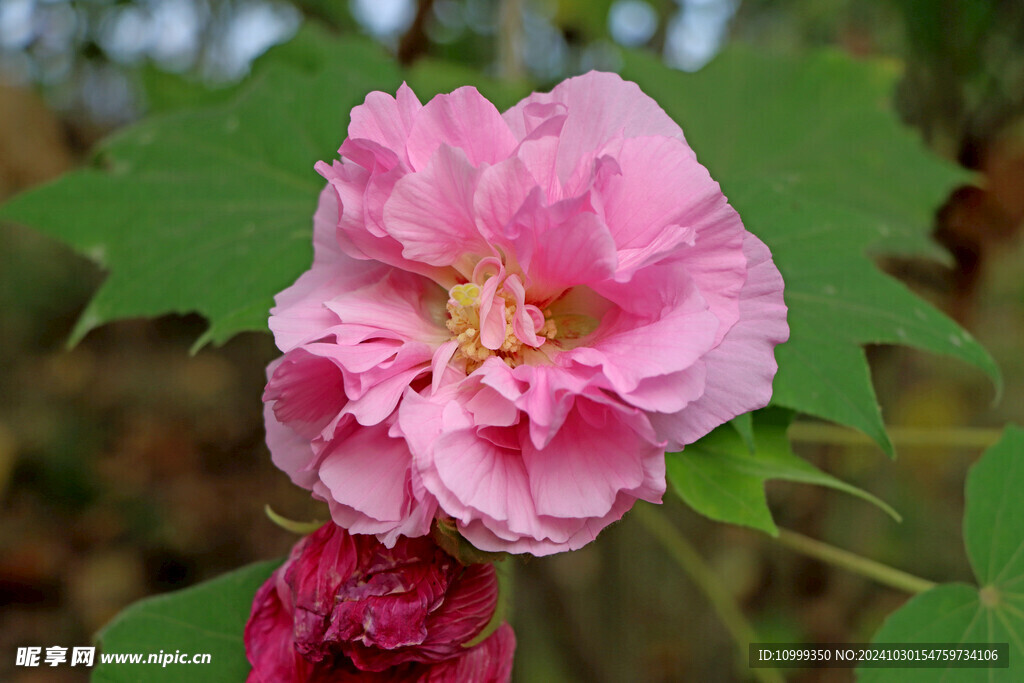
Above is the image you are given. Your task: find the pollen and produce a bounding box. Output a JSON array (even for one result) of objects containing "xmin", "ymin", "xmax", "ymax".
[{"xmin": 445, "ymin": 283, "xmax": 557, "ymax": 372}]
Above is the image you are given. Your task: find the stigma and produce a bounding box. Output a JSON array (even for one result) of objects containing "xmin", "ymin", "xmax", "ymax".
[{"xmin": 445, "ymin": 268, "xmax": 556, "ymax": 371}]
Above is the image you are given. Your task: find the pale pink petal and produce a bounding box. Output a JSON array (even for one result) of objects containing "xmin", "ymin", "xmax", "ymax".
[
  {"xmin": 342, "ymin": 365, "xmax": 429, "ymax": 426},
  {"xmin": 518, "ymin": 210, "xmax": 618, "ymax": 303},
  {"xmin": 522, "ymin": 401, "xmax": 658, "ymax": 518},
  {"xmin": 347, "ymin": 83, "xmax": 423, "ymax": 168},
  {"xmin": 509, "ymin": 365, "xmax": 589, "ymax": 450},
  {"xmin": 317, "ymin": 423, "xmax": 416, "ymax": 523},
  {"xmin": 621, "ymin": 361, "xmax": 707, "ymax": 414},
  {"xmin": 472, "ymin": 156, "xmax": 537, "ymax": 243},
  {"xmin": 269, "ymin": 185, "xmax": 389, "ymax": 352},
  {"xmin": 651, "ymin": 232, "xmax": 789, "ymax": 447},
  {"xmin": 509, "ymin": 104, "xmax": 568, "ymax": 202},
  {"xmin": 316, "ymin": 160, "xmax": 453, "ymax": 285},
  {"xmin": 324, "ymin": 270, "xmax": 448, "ymax": 343},
  {"xmin": 668, "ymin": 209, "xmax": 749, "ymax": 348},
  {"xmin": 501, "ymin": 275, "xmax": 542, "ymax": 347},
  {"xmin": 475, "ymin": 358, "xmax": 526, "ymax": 403},
  {"xmin": 614, "ymin": 224, "xmax": 696, "ymax": 281},
  {"xmin": 407, "ymin": 87, "xmax": 518, "ymax": 171},
  {"xmin": 428, "ymin": 429, "xmax": 533, "ymax": 530},
  {"xmin": 384, "ymin": 145, "xmax": 491, "ymax": 268},
  {"xmin": 303, "ymin": 335, "xmax": 402, "ymax": 374},
  {"xmin": 503, "ymin": 71, "xmax": 684, "ymax": 185},
  {"xmin": 430, "ymin": 340, "xmax": 459, "ymax": 394},
  {"xmin": 597, "ymin": 136, "xmax": 718, "ymax": 250},
  {"xmin": 568, "ymin": 265, "xmax": 721, "ymax": 393},
  {"xmin": 464, "ymin": 386, "xmax": 518, "ymax": 427},
  {"xmin": 475, "ymin": 270, "xmax": 508, "ymax": 351},
  {"xmin": 264, "ymin": 400, "xmax": 319, "ymax": 490}
]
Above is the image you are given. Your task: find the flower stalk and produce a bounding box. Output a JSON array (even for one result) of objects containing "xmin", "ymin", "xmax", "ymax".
[
  {"xmin": 789, "ymin": 423, "xmax": 1002, "ymax": 449},
  {"xmin": 775, "ymin": 528, "xmax": 937, "ymax": 595}
]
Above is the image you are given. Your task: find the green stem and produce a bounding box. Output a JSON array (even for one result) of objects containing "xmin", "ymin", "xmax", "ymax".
[
  {"xmin": 789, "ymin": 423, "xmax": 1002, "ymax": 449},
  {"xmin": 634, "ymin": 505, "xmax": 784, "ymax": 683},
  {"xmin": 775, "ymin": 528, "xmax": 937, "ymax": 594}
]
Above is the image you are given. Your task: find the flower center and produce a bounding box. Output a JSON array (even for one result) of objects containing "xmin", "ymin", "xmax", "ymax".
[{"xmin": 445, "ymin": 261, "xmax": 556, "ymax": 371}]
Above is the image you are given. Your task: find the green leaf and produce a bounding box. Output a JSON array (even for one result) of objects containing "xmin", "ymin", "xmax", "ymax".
[
  {"xmin": 92, "ymin": 560, "xmax": 281, "ymax": 682},
  {"xmin": 730, "ymin": 412, "xmax": 756, "ymax": 453},
  {"xmin": 0, "ymin": 27, "xmax": 402, "ymax": 349},
  {"xmin": 667, "ymin": 408, "xmax": 900, "ymax": 535},
  {"xmin": 620, "ymin": 49, "xmax": 1000, "ymax": 454},
  {"xmin": 859, "ymin": 426, "xmax": 1024, "ymax": 681}
]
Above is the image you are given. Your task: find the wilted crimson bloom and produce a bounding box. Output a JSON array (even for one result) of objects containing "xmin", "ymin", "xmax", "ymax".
[
  {"xmin": 263, "ymin": 72, "xmax": 788, "ymax": 555},
  {"xmin": 245, "ymin": 522, "xmax": 515, "ymax": 682}
]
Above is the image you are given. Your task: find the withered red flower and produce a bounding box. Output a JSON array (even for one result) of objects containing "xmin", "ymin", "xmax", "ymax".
[{"xmin": 245, "ymin": 523, "xmax": 514, "ymax": 682}]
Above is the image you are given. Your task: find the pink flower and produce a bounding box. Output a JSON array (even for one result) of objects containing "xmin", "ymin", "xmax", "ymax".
[
  {"xmin": 264, "ymin": 72, "xmax": 788, "ymax": 555},
  {"xmin": 244, "ymin": 523, "xmax": 515, "ymax": 682}
]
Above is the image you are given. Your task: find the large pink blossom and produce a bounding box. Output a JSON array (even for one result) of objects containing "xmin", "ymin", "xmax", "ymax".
[
  {"xmin": 264, "ymin": 72, "xmax": 788, "ymax": 555},
  {"xmin": 245, "ymin": 522, "xmax": 515, "ymax": 682}
]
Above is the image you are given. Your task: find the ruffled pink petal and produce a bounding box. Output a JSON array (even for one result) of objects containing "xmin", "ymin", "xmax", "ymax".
[
  {"xmin": 315, "ymin": 422, "xmax": 418, "ymax": 524},
  {"xmin": 401, "ymin": 388, "xmax": 553, "ymax": 542},
  {"xmin": 430, "ymin": 340, "xmax": 459, "ymax": 394},
  {"xmin": 313, "ymin": 479, "xmax": 436, "ymax": 547},
  {"xmin": 429, "ymin": 428, "xmax": 535, "ymax": 532},
  {"xmin": 316, "ymin": 161, "xmax": 453, "ymax": 286},
  {"xmin": 502, "ymin": 71, "xmax": 684, "ymax": 186},
  {"xmin": 521, "ymin": 400, "xmax": 660, "ymax": 518},
  {"xmin": 472, "ymin": 156, "xmax": 537, "ymax": 243},
  {"xmin": 596, "ymin": 136, "xmax": 710, "ymax": 249},
  {"xmin": 569, "ymin": 264, "xmax": 720, "ymax": 393},
  {"xmin": 455, "ymin": 492, "xmax": 635, "ymax": 556},
  {"xmin": 384, "ymin": 145, "xmax": 490, "ymax": 268},
  {"xmin": 518, "ymin": 209, "xmax": 618, "ymax": 303},
  {"xmin": 650, "ymin": 232, "xmax": 789, "ymax": 448},
  {"xmin": 269, "ymin": 185, "xmax": 389, "ymax": 352},
  {"xmin": 464, "ymin": 385, "xmax": 518, "ymax": 427},
  {"xmin": 348, "ymin": 83, "xmax": 423, "ymax": 169},
  {"xmin": 511, "ymin": 116, "xmax": 565, "ymax": 203},
  {"xmin": 407, "ymin": 87, "xmax": 518, "ymax": 171},
  {"xmin": 475, "ymin": 270, "xmax": 507, "ymax": 351},
  {"xmin": 264, "ymin": 350, "xmax": 347, "ymax": 440},
  {"xmin": 264, "ymin": 400, "xmax": 320, "ymax": 490},
  {"xmin": 508, "ymin": 365, "xmax": 591, "ymax": 450},
  {"xmin": 324, "ymin": 270, "xmax": 448, "ymax": 343},
  {"xmin": 614, "ymin": 224, "xmax": 695, "ymax": 280},
  {"xmin": 665, "ymin": 205, "xmax": 750, "ymax": 348},
  {"xmin": 341, "ymin": 365, "xmax": 429, "ymax": 426},
  {"xmin": 621, "ymin": 361, "xmax": 707, "ymax": 414}
]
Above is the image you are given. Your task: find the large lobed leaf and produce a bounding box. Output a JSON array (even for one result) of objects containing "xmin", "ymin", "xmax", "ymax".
[
  {"xmin": 858, "ymin": 426, "xmax": 1024, "ymax": 681},
  {"xmin": 620, "ymin": 49, "xmax": 999, "ymax": 454},
  {"xmin": 92, "ymin": 560, "xmax": 280, "ymax": 682},
  {"xmin": 667, "ymin": 408, "xmax": 899, "ymax": 535},
  {"xmin": 0, "ymin": 28, "xmax": 402, "ymax": 349}
]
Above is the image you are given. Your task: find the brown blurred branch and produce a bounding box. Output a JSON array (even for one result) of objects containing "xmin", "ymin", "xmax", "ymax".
[{"xmin": 398, "ymin": 0, "xmax": 436, "ymax": 65}]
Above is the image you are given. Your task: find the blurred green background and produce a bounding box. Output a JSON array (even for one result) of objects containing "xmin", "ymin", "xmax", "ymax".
[{"xmin": 2, "ymin": 1, "xmax": 1024, "ymax": 681}]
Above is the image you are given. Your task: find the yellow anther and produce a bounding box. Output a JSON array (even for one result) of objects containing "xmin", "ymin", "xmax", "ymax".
[{"xmin": 449, "ymin": 283, "xmax": 480, "ymax": 307}]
